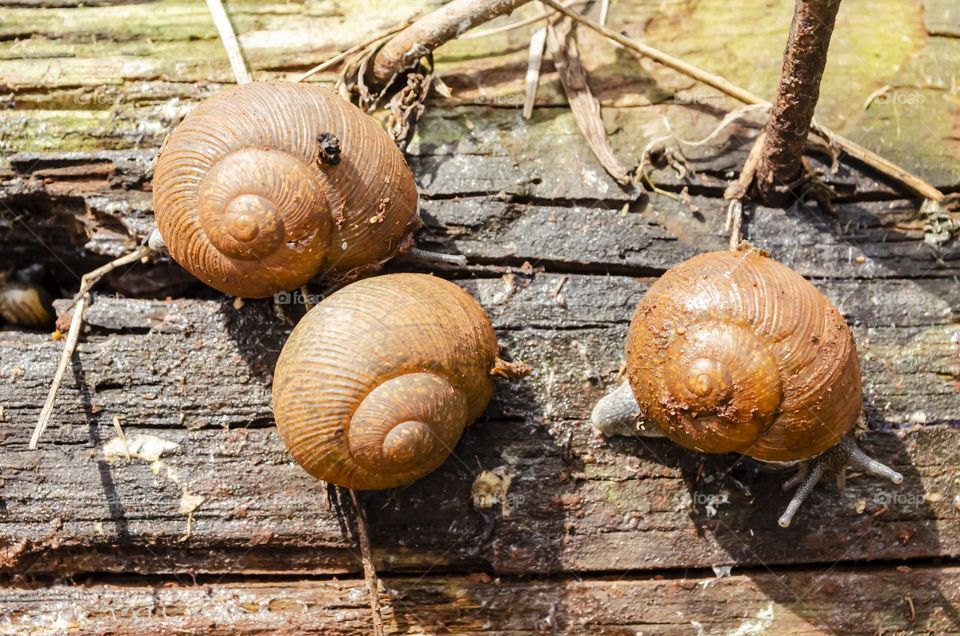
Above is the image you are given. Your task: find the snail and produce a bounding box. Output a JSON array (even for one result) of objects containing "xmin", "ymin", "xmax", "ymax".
[
  {"xmin": 590, "ymin": 246, "xmax": 902, "ymax": 527},
  {"xmin": 0, "ymin": 270, "xmax": 55, "ymax": 329},
  {"xmin": 272, "ymin": 273, "xmax": 529, "ymax": 490},
  {"xmin": 151, "ymin": 81, "xmax": 419, "ymax": 298}
]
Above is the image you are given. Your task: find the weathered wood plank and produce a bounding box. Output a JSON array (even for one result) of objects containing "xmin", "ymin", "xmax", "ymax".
[
  {"xmin": 2, "ymin": 0, "xmax": 958, "ymax": 187},
  {"xmin": 3, "ymin": 567, "xmax": 959, "ymax": 634},
  {"xmin": 2, "ymin": 156, "xmax": 957, "ymax": 297},
  {"xmin": 0, "ymin": 3, "xmax": 958, "ymax": 632},
  {"xmin": 1, "ymin": 289, "xmax": 956, "ymax": 576}
]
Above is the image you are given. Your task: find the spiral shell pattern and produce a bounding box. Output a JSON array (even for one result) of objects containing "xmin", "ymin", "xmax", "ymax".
[
  {"xmin": 626, "ymin": 248, "xmax": 861, "ymax": 462},
  {"xmin": 272, "ymin": 274, "xmax": 501, "ymax": 490},
  {"xmin": 0, "ymin": 280, "xmax": 54, "ymax": 328},
  {"xmin": 153, "ymin": 82, "xmax": 419, "ymax": 298}
]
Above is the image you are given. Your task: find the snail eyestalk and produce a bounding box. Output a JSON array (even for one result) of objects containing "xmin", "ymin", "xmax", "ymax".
[
  {"xmin": 402, "ymin": 247, "xmax": 469, "ymax": 267},
  {"xmin": 778, "ymin": 434, "xmax": 903, "ymax": 528}
]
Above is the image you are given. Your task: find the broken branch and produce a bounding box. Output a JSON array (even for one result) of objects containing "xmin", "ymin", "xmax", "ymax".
[
  {"xmin": 368, "ymin": 0, "xmax": 534, "ymax": 89},
  {"xmin": 756, "ymin": 0, "xmax": 843, "ymax": 204},
  {"xmin": 30, "ymin": 245, "xmax": 151, "ymax": 449}
]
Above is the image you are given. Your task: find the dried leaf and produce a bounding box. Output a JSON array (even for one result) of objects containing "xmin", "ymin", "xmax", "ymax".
[
  {"xmin": 546, "ymin": 17, "xmax": 632, "ymax": 186},
  {"xmin": 523, "ymin": 26, "xmax": 548, "ymax": 119}
]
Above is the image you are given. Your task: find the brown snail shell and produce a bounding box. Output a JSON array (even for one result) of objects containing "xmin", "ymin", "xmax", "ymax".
[
  {"xmin": 272, "ymin": 273, "xmax": 525, "ymax": 490},
  {"xmin": 152, "ymin": 81, "xmax": 419, "ymax": 298},
  {"xmin": 0, "ymin": 276, "xmax": 55, "ymax": 328},
  {"xmin": 625, "ymin": 247, "xmax": 861, "ymax": 462}
]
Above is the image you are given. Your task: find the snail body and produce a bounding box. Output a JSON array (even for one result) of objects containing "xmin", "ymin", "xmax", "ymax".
[
  {"xmin": 152, "ymin": 81, "xmax": 419, "ymax": 298},
  {"xmin": 0, "ymin": 272, "xmax": 54, "ymax": 329},
  {"xmin": 592, "ymin": 247, "xmax": 902, "ymax": 526},
  {"xmin": 272, "ymin": 273, "xmax": 528, "ymax": 490}
]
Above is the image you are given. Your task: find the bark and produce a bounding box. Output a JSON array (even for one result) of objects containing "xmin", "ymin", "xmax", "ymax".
[{"xmin": 756, "ymin": 0, "xmax": 843, "ymax": 204}]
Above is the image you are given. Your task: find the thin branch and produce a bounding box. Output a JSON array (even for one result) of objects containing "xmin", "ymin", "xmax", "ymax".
[
  {"xmin": 463, "ymin": 0, "xmax": 581, "ymax": 39},
  {"xmin": 349, "ymin": 489, "xmax": 385, "ymax": 636},
  {"xmin": 598, "ymin": 0, "xmax": 611, "ymax": 26},
  {"xmin": 294, "ymin": 18, "xmax": 418, "ymax": 82},
  {"xmin": 536, "ymin": 0, "xmax": 944, "ymax": 202},
  {"xmin": 756, "ymin": 0, "xmax": 842, "ymax": 204},
  {"xmin": 30, "ymin": 246, "xmax": 152, "ymax": 449},
  {"xmin": 724, "ymin": 133, "xmax": 766, "ymax": 249},
  {"xmin": 205, "ymin": 0, "xmax": 252, "ymax": 84},
  {"xmin": 368, "ymin": 0, "xmax": 534, "ymax": 89}
]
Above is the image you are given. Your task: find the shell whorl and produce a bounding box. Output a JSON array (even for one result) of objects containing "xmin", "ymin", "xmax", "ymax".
[
  {"xmin": 0, "ymin": 279, "xmax": 54, "ymax": 328},
  {"xmin": 626, "ymin": 248, "xmax": 861, "ymax": 462},
  {"xmin": 153, "ymin": 82, "xmax": 419, "ymax": 298},
  {"xmin": 272, "ymin": 273, "xmax": 500, "ymax": 490}
]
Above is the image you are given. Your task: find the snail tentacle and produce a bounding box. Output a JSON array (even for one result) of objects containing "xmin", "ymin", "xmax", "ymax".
[
  {"xmin": 778, "ymin": 433, "xmax": 903, "ymax": 527},
  {"xmin": 778, "ymin": 460, "xmax": 826, "ymax": 528},
  {"xmin": 841, "ymin": 435, "xmax": 903, "ymax": 484}
]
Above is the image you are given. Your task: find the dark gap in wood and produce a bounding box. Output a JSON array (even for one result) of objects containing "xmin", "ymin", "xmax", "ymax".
[{"xmin": 5, "ymin": 555, "xmax": 958, "ymax": 588}]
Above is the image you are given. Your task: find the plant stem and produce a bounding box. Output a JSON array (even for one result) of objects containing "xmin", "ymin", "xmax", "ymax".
[{"xmin": 756, "ymin": 0, "xmax": 842, "ymax": 204}]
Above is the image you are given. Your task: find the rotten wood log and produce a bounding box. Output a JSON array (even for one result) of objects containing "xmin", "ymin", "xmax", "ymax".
[
  {"xmin": 3, "ymin": 567, "xmax": 959, "ymax": 634},
  {"xmin": 1, "ymin": 1, "xmax": 958, "ymax": 631},
  {"xmin": 756, "ymin": 0, "xmax": 843, "ymax": 204},
  {"xmin": 2, "ymin": 0, "xmax": 957, "ymax": 190}
]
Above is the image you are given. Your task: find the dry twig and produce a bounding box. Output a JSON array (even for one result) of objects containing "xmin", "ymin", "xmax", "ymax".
[
  {"xmin": 536, "ymin": 0, "xmax": 943, "ymax": 202},
  {"xmin": 294, "ymin": 18, "xmax": 417, "ymax": 82},
  {"xmin": 368, "ymin": 0, "xmax": 534, "ymax": 89},
  {"xmin": 350, "ymin": 490, "xmax": 385, "ymax": 636},
  {"xmin": 464, "ymin": 0, "xmax": 581, "ymax": 39},
  {"xmin": 724, "ymin": 133, "xmax": 766, "ymax": 249},
  {"xmin": 523, "ymin": 26, "xmax": 548, "ymax": 119},
  {"xmin": 205, "ymin": 0, "xmax": 252, "ymax": 84},
  {"xmin": 30, "ymin": 246, "xmax": 151, "ymax": 449}
]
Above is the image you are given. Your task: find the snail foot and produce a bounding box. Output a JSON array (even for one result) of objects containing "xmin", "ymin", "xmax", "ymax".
[{"xmin": 778, "ymin": 434, "xmax": 902, "ymax": 528}]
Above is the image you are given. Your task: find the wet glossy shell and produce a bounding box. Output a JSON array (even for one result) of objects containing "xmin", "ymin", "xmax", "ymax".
[
  {"xmin": 626, "ymin": 248, "xmax": 861, "ymax": 462},
  {"xmin": 0, "ymin": 281, "xmax": 54, "ymax": 328},
  {"xmin": 152, "ymin": 82, "xmax": 419, "ymax": 298},
  {"xmin": 272, "ymin": 273, "xmax": 500, "ymax": 489}
]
